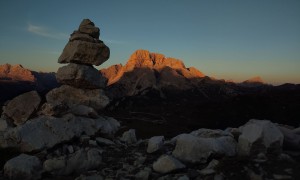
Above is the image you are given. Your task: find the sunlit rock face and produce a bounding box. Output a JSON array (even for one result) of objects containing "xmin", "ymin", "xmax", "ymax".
[
  {"xmin": 0, "ymin": 64, "xmax": 35, "ymax": 82},
  {"xmin": 100, "ymin": 49, "xmax": 206, "ymax": 98}
]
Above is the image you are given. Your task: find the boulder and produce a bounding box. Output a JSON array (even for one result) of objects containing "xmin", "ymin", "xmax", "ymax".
[
  {"xmin": 46, "ymin": 85, "xmax": 110, "ymax": 111},
  {"xmin": 121, "ymin": 129, "xmax": 137, "ymax": 144},
  {"xmin": 56, "ymin": 63, "xmax": 107, "ymax": 89},
  {"xmin": 153, "ymin": 155, "xmax": 185, "ymax": 174},
  {"xmin": 4, "ymin": 154, "xmax": 42, "ymax": 180},
  {"xmin": 147, "ymin": 136, "xmax": 164, "ymax": 153},
  {"xmin": 172, "ymin": 134, "xmax": 236, "ymax": 164},
  {"xmin": 78, "ymin": 19, "xmax": 100, "ymax": 39},
  {"xmin": 1, "ymin": 114, "xmax": 120, "ymax": 152},
  {"xmin": 3, "ymin": 91, "xmax": 41, "ymax": 126},
  {"xmin": 278, "ymin": 125, "xmax": 300, "ymax": 150},
  {"xmin": 238, "ymin": 119, "xmax": 284, "ymax": 156},
  {"xmin": 190, "ymin": 128, "xmax": 233, "ymax": 138},
  {"xmin": 44, "ymin": 148, "xmax": 102, "ymax": 176},
  {"xmin": 58, "ymin": 40, "xmax": 110, "ymax": 66}
]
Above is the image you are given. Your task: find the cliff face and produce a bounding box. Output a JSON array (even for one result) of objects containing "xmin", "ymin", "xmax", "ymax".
[{"xmin": 100, "ymin": 49, "xmax": 206, "ymax": 98}]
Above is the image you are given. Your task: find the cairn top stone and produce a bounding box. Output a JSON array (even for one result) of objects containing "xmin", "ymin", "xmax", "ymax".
[{"xmin": 58, "ymin": 19, "xmax": 110, "ymax": 66}]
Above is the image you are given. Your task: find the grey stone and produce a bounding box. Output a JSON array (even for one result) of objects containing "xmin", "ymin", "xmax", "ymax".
[
  {"xmin": 153, "ymin": 155, "xmax": 185, "ymax": 174},
  {"xmin": 44, "ymin": 148, "xmax": 102, "ymax": 176},
  {"xmin": 0, "ymin": 118, "xmax": 8, "ymax": 131},
  {"xmin": 121, "ymin": 129, "xmax": 137, "ymax": 144},
  {"xmin": 3, "ymin": 91, "xmax": 41, "ymax": 126},
  {"xmin": 75, "ymin": 174, "xmax": 104, "ymax": 180},
  {"xmin": 96, "ymin": 137, "xmax": 115, "ymax": 146},
  {"xmin": 238, "ymin": 119, "xmax": 283, "ymax": 156},
  {"xmin": 56, "ymin": 63, "xmax": 107, "ymax": 89},
  {"xmin": 147, "ymin": 136, "xmax": 164, "ymax": 153},
  {"xmin": 38, "ymin": 102, "xmax": 69, "ymax": 117},
  {"xmin": 58, "ymin": 40, "xmax": 109, "ymax": 66},
  {"xmin": 70, "ymin": 31, "xmax": 95, "ymax": 43},
  {"xmin": 69, "ymin": 104, "xmax": 99, "ymax": 119},
  {"xmin": 46, "ymin": 85, "xmax": 110, "ymax": 111},
  {"xmin": 278, "ymin": 125, "xmax": 300, "ymax": 150},
  {"xmin": 135, "ymin": 169, "xmax": 150, "ymax": 180},
  {"xmin": 1, "ymin": 114, "xmax": 119, "ymax": 152},
  {"xmin": 172, "ymin": 134, "xmax": 236, "ymax": 164},
  {"xmin": 4, "ymin": 154, "xmax": 42, "ymax": 180}
]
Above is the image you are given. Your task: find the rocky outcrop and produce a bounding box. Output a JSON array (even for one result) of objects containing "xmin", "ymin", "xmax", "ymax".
[
  {"xmin": 4, "ymin": 154, "xmax": 42, "ymax": 180},
  {"xmin": 2, "ymin": 91, "xmax": 41, "ymax": 126},
  {"xmin": 238, "ymin": 119, "xmax": 283, "ymax": 156}
]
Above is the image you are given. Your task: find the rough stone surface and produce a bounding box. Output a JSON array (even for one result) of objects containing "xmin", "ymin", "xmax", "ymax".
[
  {"xmin": 38, "ymin": 102, "xmax": 69, "ymax": 117},
  {"xmin": 96, "ymin": 137, "xmax": 115, "ymax": 146},
  {"xmin": 56, "ymin": 63, "xmax": 107, "ymax": 89},
  {"xmin": 278, "ymin": 125, "xmax": 300, "ymax": 150},
  {"xmin": 3, "ymin": 91, "xmax": 41, "ymax": 126},
  {"xmin": 147, "ymin": 136, "xmax": 164, "ymax": 153},
  {"xmin": 58, "ymin": 40, "xmax": 109, "ymax": 66},
  {"xmin": 78, "ymin": 19, "xmax": 100, "ymax": 39},
  {"xmin": 153, "ymin": 155, "xmax": 185, "ymax": 174},
  {"xmin": 1, "ymin": 114, "xmax": 119, "ymax": 152},
  {"xmin": 46, "ymin": 85, "xmax": 110, "ymax": 111},
  {"xmin": 44, "ymin": 148, "xmax": 102, "ymax": 175},
  {"xmin": 4, "ymin": 154, "xmax": 42, "ymax": 180},
  {"xmin": 68, "ymin": 104, "xmax": 99, "ymax": 119},
  {"xmin": 121, "ymin": 129, "xmax": 137, "ymax": 144},
  {"xmin": 238, "ymin": 119, "xmax": 284, "ymax": 156},
  {"xmin": 172, "ymin": 134, "xmax": 236, "ymax": 164}
]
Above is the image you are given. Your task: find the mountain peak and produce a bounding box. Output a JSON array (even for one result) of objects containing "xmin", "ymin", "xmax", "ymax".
[
  {"xmin": 125, "ymin": 49, "xmax": 186, "ymax": 71},
  {"xmin": 0, "ymin": 63, "xmax": 35, "ymax": 81},
  {"xmin": 243, "ymin": 76, "xmax": 264, "ymax": 84}
]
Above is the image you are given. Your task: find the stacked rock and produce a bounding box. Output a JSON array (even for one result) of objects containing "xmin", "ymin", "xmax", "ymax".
[{"xmin": 46, "ymin": 19, "xmax": 110, "ymax": 111}]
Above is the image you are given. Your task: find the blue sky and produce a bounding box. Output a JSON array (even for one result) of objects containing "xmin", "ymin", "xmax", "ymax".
[{"xmin": 0, "ymin": 0, "xmax": 299, "ymax": 84}]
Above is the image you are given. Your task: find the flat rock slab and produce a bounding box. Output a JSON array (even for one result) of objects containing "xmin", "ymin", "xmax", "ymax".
[
  {"xmin": 56, "ymin": 63, "xmax": 107, "ymax": 89},
  {"xmin": 58, "ymin": 40, "xmax": 109, "ymax": 66},
  {"xmin": 46, "ymin": 85, "xmax": 110, "ymax": 111}
]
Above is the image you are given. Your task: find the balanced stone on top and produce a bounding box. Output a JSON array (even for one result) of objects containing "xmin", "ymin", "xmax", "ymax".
[
  {"xmin": 78, "ymin": 19, "xmax": 100, "ymax": 39},
  {"xmin": 58, "ymin": 19, "xmax": 109, "ymax": 66}
]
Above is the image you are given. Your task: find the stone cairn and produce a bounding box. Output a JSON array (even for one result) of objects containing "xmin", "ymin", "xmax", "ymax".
[{"xmin": 46, "ymin": 19, "xmax": 110, "ymax": 111}]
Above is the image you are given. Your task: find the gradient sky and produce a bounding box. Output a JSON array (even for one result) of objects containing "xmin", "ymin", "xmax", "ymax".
[{"xmin": 0, "ymin": 0, "xmax": 299, "ymax": 84}]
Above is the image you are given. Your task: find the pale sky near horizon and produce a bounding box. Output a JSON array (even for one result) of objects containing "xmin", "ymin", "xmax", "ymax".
[{"xmin": 0, "ymin": 0, "xmax": 299, "ymax": 85}]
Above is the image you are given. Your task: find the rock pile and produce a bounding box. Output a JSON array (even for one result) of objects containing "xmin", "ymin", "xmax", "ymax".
[{"xmin": 47, "ymin": 19, "xmax": 110, "ymax": 110}]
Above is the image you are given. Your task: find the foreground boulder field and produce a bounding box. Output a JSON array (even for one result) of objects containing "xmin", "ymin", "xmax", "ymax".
[{"xmin": 0, "ymin": 19, "xmax": 300, "ymax": 179}]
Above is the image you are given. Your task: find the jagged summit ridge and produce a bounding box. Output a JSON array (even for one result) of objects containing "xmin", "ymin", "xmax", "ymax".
[
  {"xmin": 0, "ymin": 63, "xmax": 35, "ymax": 82},
  {"xmin": 101, "ymin": 49, "xmax": 205, "ymax": 86}
]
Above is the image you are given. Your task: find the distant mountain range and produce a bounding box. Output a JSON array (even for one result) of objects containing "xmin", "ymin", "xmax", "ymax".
[
  {"xmin": 1, "ymin": 50, "xmax": 299, "ymax": 132},
  {"xmin": 0, "ymin": 64, "xmax": 58, "ymax": 104}
]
